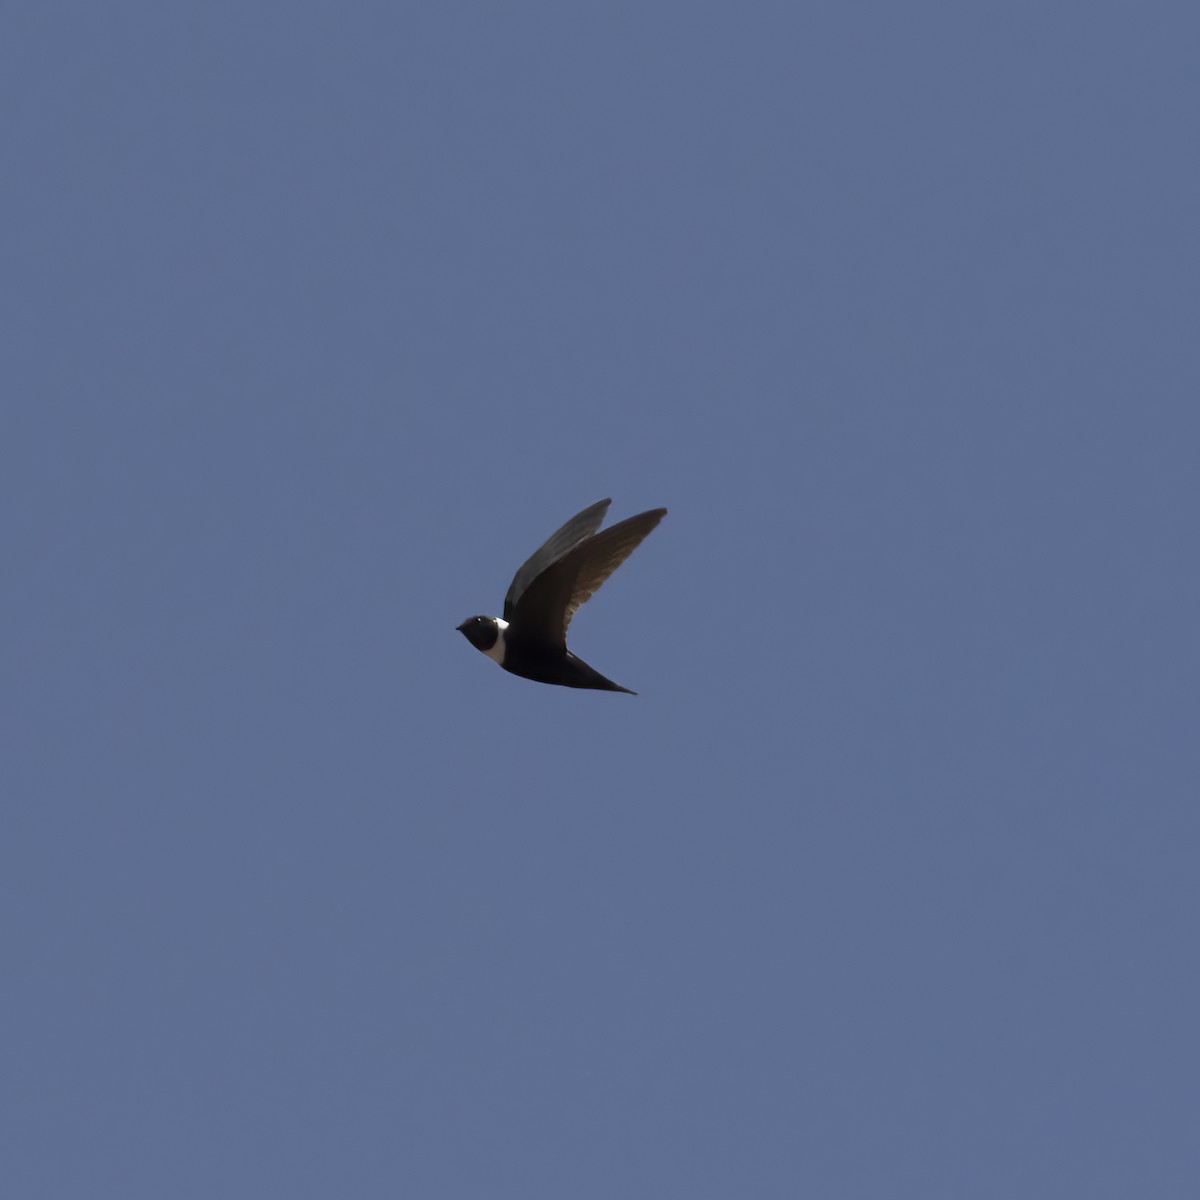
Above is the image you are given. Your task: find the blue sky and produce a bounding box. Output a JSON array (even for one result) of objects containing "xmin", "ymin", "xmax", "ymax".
[{"xmin": 4, "ymin": 4, "xmax": 1198, "ymax": 1197}]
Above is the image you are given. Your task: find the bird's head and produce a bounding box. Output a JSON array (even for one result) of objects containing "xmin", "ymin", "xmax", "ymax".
[{"xmin": 456, "ymin": 615, "xmax": 501, "ymax": 653}]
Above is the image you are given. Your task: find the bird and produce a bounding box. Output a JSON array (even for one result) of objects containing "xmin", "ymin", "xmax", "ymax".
[{"xmin": 457, "ymin": 498, "xmax": 667, "ymax": 694}]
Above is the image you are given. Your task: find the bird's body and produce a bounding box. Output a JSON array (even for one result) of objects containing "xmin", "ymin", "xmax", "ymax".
[{"xmin": 457, "ymin": 499, "xmax": 666, "ymax": 694}]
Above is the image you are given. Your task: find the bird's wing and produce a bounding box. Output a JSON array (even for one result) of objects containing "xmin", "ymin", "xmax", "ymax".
[
  {"xmin": 509, "ymin": 508, "xmax": 666, "ymax": 648},
  {"xmin": 503, "ymin": 499, "xmax": 611, "ymax": 621}
]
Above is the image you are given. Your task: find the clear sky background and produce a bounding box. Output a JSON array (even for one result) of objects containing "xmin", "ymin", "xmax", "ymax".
[{"xmin": 4, "ymin": 4, "xmax": 1198, "ymax": 1197}]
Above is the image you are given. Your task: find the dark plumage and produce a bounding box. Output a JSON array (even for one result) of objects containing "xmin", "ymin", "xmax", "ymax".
[{"xmin": 457, "ymin": 498, "xmax": 667, "ymax": 693}]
